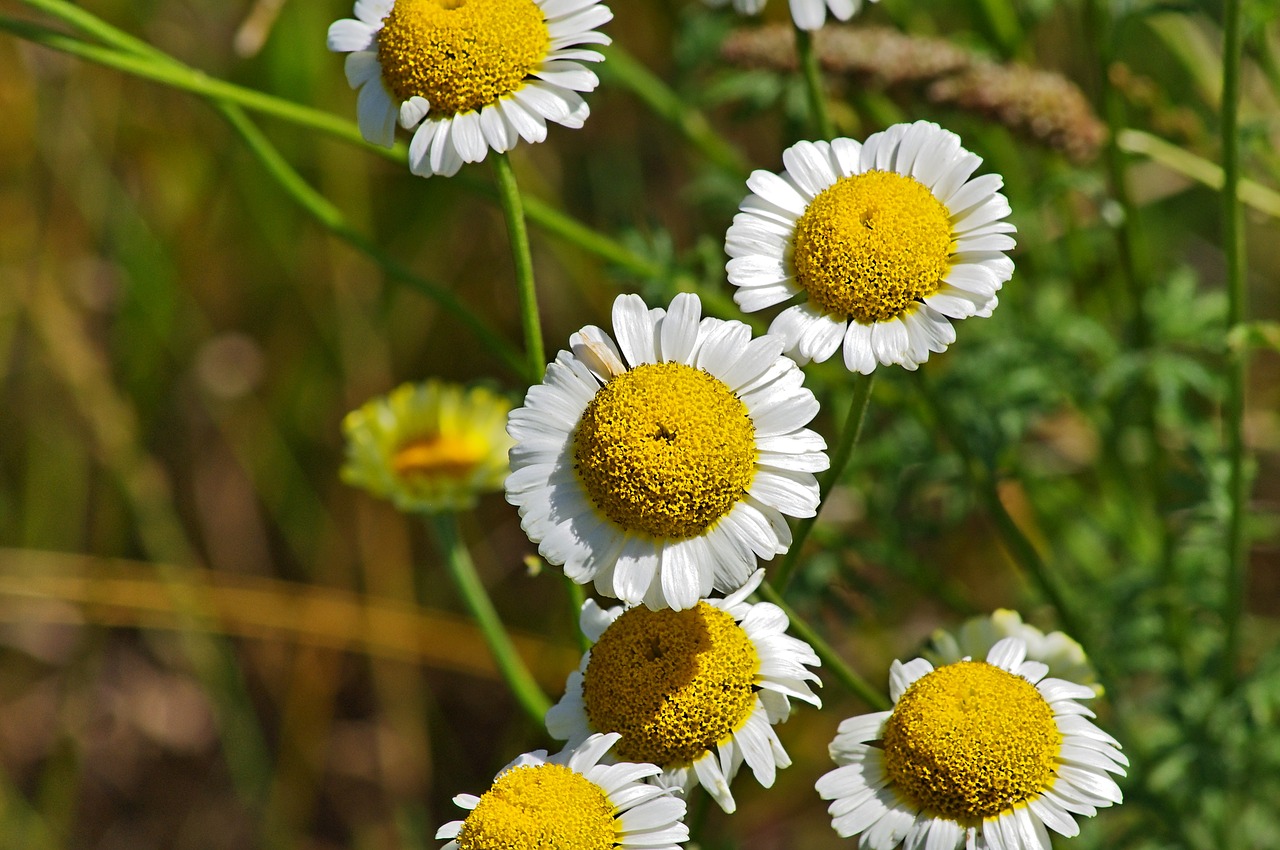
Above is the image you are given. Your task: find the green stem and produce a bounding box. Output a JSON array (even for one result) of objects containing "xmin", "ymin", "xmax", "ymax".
[
  {"xmin": 793, "ymin": 26, "xmax": 835, "ymax": 139},
  {"xmin": 8, "ymin": 6, "xmax": 524, "ymax": 377},
  {"xmin": 22, "ymin": 0, "xmax": 162, "ymax": 59},
  {"xmin": 491, "ymin": 154, "xmax": 544, "ymax": 384},
  {"xmin": 599, "ymin": 44, "xmax": 747, "ymax": 177},
  {"xmin": 755, "ymin": 583, "xmax": 889, "ymax": 711},
  {"xmin": 771, "ymin": 374, "xmax": 874, "ymax": 592},
  {"xmin": 1083, "ymin": 0, "xmax": 1148, "ymax": 346},
  {"xmin": 2, "ymin": 12, "xmax": 666, "ymax": 282},
  {"xmin": 913, "ymin": 377, "xmax": 1106, "ymax": 684},
  {"xmin": 427, "ymin": 514, "xmax": 552, "ymax": 724},
  {"xmin": 1220, "ymin": 0, "xmax": 1248, "ymax": 690},
  {"xmin": 3, "ymin": 15, "xmax": 398, "ymax": 161},
  {"xmin": 221, "ymin": 108, "xmax": 526, "ymax": 378}
]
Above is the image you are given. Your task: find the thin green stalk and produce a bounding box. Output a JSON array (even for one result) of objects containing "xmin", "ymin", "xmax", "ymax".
[
  {"xmin": 2, "ymin": 16, "xmax": 395, "ymax": 160},
  {"xmin": 2, "ymin": 13, "xmax": 666, "ymax": 281},
  {"xmin": 1083, "ymin": 0, "xmax": 1148, "ymax": 341},
  {"xmin": 598, "ymin": 44, "xmax": 747, "ymax": 177},
  {"xmin": 22, "ymin": 0, "xmax": 163, "ymax": 59},
  {"xmin": 1220, "ymin": 0, "xmax": 1248, "ymax": 690},
  {"xmin": 220, "ymin": 107, "xmax": 526, "ymax": 378},
  {"xmin": 913, "ymin": 377, "xmax": 1109, "ymax": 686},
  {"xmin": 755, "ymin": 583, "xmax": 889, "ymax": 711},
  {"xmin": 427, "ymin": 514, "xmax": 552, "ymax": 724},
  {"xmin": 771, "ymin": 374, "xmax": 874, "ymax": 592},
  {"xmin": 491, "ymin": 154, "xmax": 544, "ymax": 384},
  {"xmin": 12, "ymin": 2, "xmax": 525, "ymax": 378},
  {"xmin": 793, "ymin": 26, "xmax": 835, "ymax": 139}
]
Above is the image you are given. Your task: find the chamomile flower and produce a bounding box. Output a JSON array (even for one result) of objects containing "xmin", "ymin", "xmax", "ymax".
[
  {"xmin": 704, "ymin": 0, "xmax": 879, "ymax": 31},
  {"xmin": 505, "ymin": 292, "xmax": 828, "ymax": 611},
  {"xmin": 341, "ymin": 380, "xmax": 514, "ymax": 513},
  {"xmin": 437, "ymin": 732, "xmax": 688, "ymax": 850},
  {"xmin": 546, "ymin": 570, "xmax": 821, "ymax": 813},
  {"xmin": 327, "ymin": 0, "xmax": 612, "ymax": 177},
  {"xmin": 816, "ymin": 638, "xmax": 1126, "ymax": 850},
  {"xmin": 926, "ymin": 610, "xmax": 1102, "ymax": 695},
  {"xmin": 726, "ymin": 121, "xmax": 1016, "ymax": 373}
]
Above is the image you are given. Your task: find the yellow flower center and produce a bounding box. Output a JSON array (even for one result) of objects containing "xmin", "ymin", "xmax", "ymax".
[
  {"xmin": 582, "ymin": 603, "xmax": 760, "ymax": 767},
  {"xmin": 456, "ymin": 763, "xmax": 616, "ymax": 850},
  {"xmin": 882, "ymin": 661, "xmax": 1062, "ymax": 823},
  {"xmin": 572, "ymin": 362, "xmax": 758, "ymax": 540},
  {"xmin": 376, "ymin": 0, "xmax": 550, "ymax": 116},
  {"xmin": 792, "ymin": 170, "xmax": 954, "ymax": 324},
  {"xmin": 391, "ymin": 434, "xmax": 484, "ymax": 480}
]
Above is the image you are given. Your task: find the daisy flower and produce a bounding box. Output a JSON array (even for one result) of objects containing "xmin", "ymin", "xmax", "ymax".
[
  {"xmin": 341, "ymin": 380, "xmax": 514, "ymax": 513},
  {"xmin": 327, "ymin": 0, "xmax": 612, "ymax": 177},
  {"xmin": 437, "ymin": 732, "xmax": 688, "ymax": 850},
  {"xmin": 505, "ymin": 292, "xmax": 828, "ymax": 611},
  {"xmin": 816, "ymin": 637, "xmax": 1126, "ymax": 850},
  {"xmin": 725, "ymin": 121, "xmax": 1016, "ymax": 373},
  {"xmin": 926, "ymin": 609, "xmax": 1103, "ymax": 695},
  {"xmin": 546, "ymin": 570, "xmax": 821, "ymax": 813},
  {"xmin": 704, "ymin": 0, "xmax": 879, "ymax": 31}
]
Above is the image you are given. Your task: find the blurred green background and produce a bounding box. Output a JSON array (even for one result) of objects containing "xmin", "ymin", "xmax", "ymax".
[{"xmin": 1, "ymin": 0, "xmax": 1278, "ymax": 848}]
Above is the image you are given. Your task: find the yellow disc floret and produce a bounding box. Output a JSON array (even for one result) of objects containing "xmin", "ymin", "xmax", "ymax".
[
  {"xmin": 391, "ymin": 434, "xmax": 486, "ymax": 480},
  {"xmin": 582, "ymin": 603, "xmax": 760, "ymax": 767},
  {"xmin": 376, "ymin": 0, "xmax": 550, "ymax": 116},
  {"xmin": 882, "ymin": 661, "xmax": 1062, "ymax": 823},
  {"xmin": 457, "ymin": 763, "xmax": 616, "ymax": 850},
  {"xmin": 573, "ymin": 362, "xmax": 758, "ymax": 539},
  {"xmin": 792, "ymin": 170, "xmax": 954, "ymax": 324}
]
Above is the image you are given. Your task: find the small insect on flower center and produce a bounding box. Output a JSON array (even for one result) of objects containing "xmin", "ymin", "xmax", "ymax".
[
  {"xmin": 573, "ymin": 362, "xmax": 758, "ymax": 539},
  {"xmin": 391, "ymin": 434, "xmax": 484, "ymax": 480},
  {"xmin": 882, "ymin": 661, "xmax": 1062, "ymax": 823},
  {"xmin": 456, "ymin": 763, "xmax": 617, "ymax": 850},
  {"xmin": 582, "ymin": 603, "xmax": 760, "ymax": 767},
  {"xmin": 376, "ymin": 0, "xmax": 550, "ymax": 116},
  {"xmin": 792, "ymin": 170, "xmax": 954, "ymax": 324}
]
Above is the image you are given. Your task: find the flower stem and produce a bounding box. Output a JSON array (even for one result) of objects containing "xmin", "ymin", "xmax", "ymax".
[
  {"xmin": 222, "ymin": 108, "xmax": 526, "ymax": 377},
  {"xmin": 755, "ymin": 583, "xmax": 889, "ymax": 711},
  {"xmin": 491, "ymin": 153, "xmax": 545, "ymax": 384},
  {"xmin": 913, "ymin": 377, "xmax": 1108, "ymax": 686},
  {"xmin": 1220, "ymin": 0, "xmax": 1249, "ymax": 690},
  {"xmin": 6, "ymin": 5, "xmax": 526, "ymax": 378},
  {"xmin": 599, "ymin": 44, "xmax": 747, "ymax": 177},
  {"xmin": 2, "ymin": 9, "xmax": 667, "ymax": 283},
  {"xmin": 427, "ymin": 514, "xmax": 552, "ymax": 725},
  {"xmin": 794, "ymin": 25, "xmax": 835, "ymax": 139},
  {"xmin": 771, "ymin": 373, "xmax": 874, "ymax": 592}
]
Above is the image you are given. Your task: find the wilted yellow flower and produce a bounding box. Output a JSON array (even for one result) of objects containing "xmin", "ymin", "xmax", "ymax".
[{"xmin": 341, "ymin": 380, "xmax": 514, "ymax": 513}]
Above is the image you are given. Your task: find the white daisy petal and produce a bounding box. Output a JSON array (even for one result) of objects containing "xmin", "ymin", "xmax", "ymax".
[
  {"xmin": 450, "ymin": 110, "xmax": 489, "ymax": 163},
  {"xmin": 327, "ymin": 19, "xmax": 376, "ymax": 53},
  {"xmin": 353, "ymin": 0, "xmax": 392, "ymax": 25},
  {"xmin": 477, "ymin": 102, "xmax": 517, "ymax": 153},
  {"xmin": 843, "ymin": 321, "xmax": 877, "ymax": 374},
  {"xmin": 659, "ymin": 292, "xmax": 702, "ymax": 364},
  {"xmin": 355, "ymin": 74, "xmax": 397, "ymax": 147},
  {"xmin": 399, "ymin": 95, "xmax": 431, "ymax": 129},
  {"xmin": 612, "ymin": 293, "xmax": 659, "ymax": 367},
  {"xmin": 782, "ymin": 140, "xmax": 839, "ymax": 198}
]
